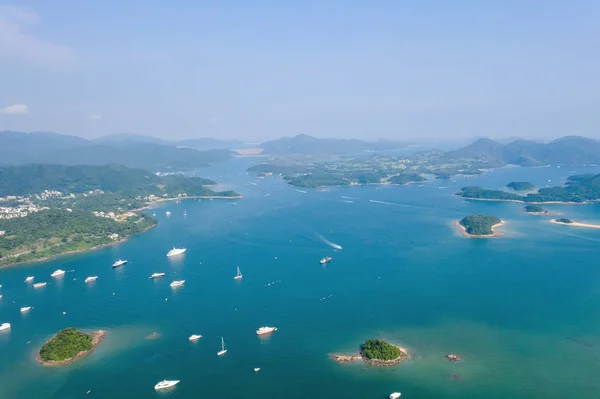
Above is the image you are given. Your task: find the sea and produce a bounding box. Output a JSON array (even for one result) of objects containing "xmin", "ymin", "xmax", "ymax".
[{"xmin": 2, "ymin": 159, "xmax": 600, "ymax": 399}]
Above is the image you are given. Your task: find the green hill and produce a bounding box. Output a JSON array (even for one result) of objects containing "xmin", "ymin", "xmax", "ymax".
[{"xmin": 459, "ymin": 215, "xmax": 502, "ymax": 236}]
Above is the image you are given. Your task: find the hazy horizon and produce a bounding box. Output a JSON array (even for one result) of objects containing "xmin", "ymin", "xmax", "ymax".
[{"xmin": 1, "ymin": 1, "xmax": 599, "ymax": 141}]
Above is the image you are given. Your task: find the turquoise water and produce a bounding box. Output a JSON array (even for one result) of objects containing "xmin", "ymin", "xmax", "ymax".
[{"xmin": 2, "ymin": 160, "xmax": 600, "ymax": 398}]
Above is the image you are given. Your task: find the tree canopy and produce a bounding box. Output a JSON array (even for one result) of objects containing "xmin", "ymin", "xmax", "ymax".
[
  {"xmin": 39, "ymin": 328, "xmax": 93, "ymax": 362},
  {"xmin": 361, "ymin": 339, "xmax": 401, "ymax": 361},
  {"xmin": 459, "ymin": 214, "xmax": 502, "ymax": 236}
]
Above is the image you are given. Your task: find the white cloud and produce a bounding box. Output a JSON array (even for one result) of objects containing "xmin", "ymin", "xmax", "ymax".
[
  {"xmin": 0, "ymin": 103, "xmax": 29, "ymax": 115},
  {"xmin": 89, "ymin": 114, "xmax": 102, "ymax": 121},
  {"xmin": 0, "ymin": 5, "xmax": 74, "ymax": 68}
]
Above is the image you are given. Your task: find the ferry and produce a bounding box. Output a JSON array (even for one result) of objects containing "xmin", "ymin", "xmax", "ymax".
[
  {"xmin": 167, "ymin": 248, "xmax": 186, "ymax": 257},
  {"xmin": 85, "ymin": 276, "xmax": 98, "ymax": 283},
  {"xmin": 149, "ymin": 273, "xmax": 166, "ymax": 279},
  {"xmin": 189, "ymin": 334, "xmax": 202, "ymax": 341},
  {"xmin": 170, "ymin": 280, "xmax": 185, "ymax": 288},
  {"xmin": 319, "ymin": 257, "xmax": 332, "ymax": 265},
  {"xmin": 256, "ymin": 326, "xmax": 277, "ymax": 336},
  {"xmin": 50, "ymin": 269, "xmax": 65, "ymax": 277},
  {"xmin": 154, "ymin": 380, "xmax": 179, "ymax": 390},
  {"xmin": 20, "ymin": 306, "xmax": 32, "ymax": 312},
  {"xmin": 390, "ymin": 393, "xmax": 401, "ymax": 399},
  {"xmin": 112, "ymin": 259, "xmax": 127, "ymax": 268},
  {"xmin": 25, "ymin": 276, "xmax": 34, "ymax": 283},
  {"xmin": 0, "ymin": 323, "xmax": 10, "ymax": 332},
  {"xmin": 33, "ymin": 282, "xmax": 47, "ymax": 288}
]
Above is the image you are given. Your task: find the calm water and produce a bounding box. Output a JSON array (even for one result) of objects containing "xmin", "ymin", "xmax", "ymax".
[{"xmin": 2, "ymin": 160, "xmax": 600, "ymax": 399}]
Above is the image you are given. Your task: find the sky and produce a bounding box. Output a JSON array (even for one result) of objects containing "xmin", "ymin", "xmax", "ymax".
[{"xmin": 0, "ymin": 1, "xmax": 599, "ymax": 141}]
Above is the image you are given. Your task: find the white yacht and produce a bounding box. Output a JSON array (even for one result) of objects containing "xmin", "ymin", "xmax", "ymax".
[
  {"xmin": 256, "ymin": 326, "xmax": 277, "ymax": 336},
  {"xmin": 154, "ymin": 380, "xmax": 179, "ymax": 390},
  {"xmin": 50, "ymin": 269, "xmax": 65, "ymax": 277},
  {"xmin": 85, "ymin": 276, "xmax": 98, "ymax": 283},
  {"xmin": 234, "ymin": 266, "xmax": 242, "ymax": 280},
  {"xmin": 390, "ymin": 393, "xmax": 402, "ymax": 399},
  {"xmin": 20, "ymin": 306, "xmax": 32, "ymax": 313},
  {"xmin": 189, "ymin": 334, "xmax": 202, "ymax": 341},
  {"xmin": 0, "ymin": 323, "xmax": 10, "ymax": 332},
  {"xmin": 25, "ymin": 276, "xmax": 34, "ymax": 283},
  {"xmin": 149, "ymin": 272, "xmax": 166, "ymax": 279},
  {"xmin": 254, "ymin": 367, "xmax": 260, "ymax": 372},
  {"xmin": 165, "ymin": 211, "xmax": 171, "ymax": 216},
  {"xmin": 33, "ymin": 282, "xmax": 47, "ymax": 288},
  {"xmin": 112, "ymin": 259, "xmax": 127, "ymax": 268},
  {"xmin": 170, "ymin": 280, "xmax": 185, "ymax": 288},
  {"xmin": 332, "ymin": 243, "xmax": 343, "ymax": 250},
  {"xmin": 167, "ymin": 248, "xmax": 186, "ymax": 257},
  {"xmin": 217, "ymin": 337, "xmax": 227, "ymax": 356}
]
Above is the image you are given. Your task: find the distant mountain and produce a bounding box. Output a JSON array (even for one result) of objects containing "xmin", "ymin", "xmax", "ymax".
[
  {"xmin": 444, "ymin": 136, "xmax": 600, "ymax": 166},
  {"xmin": 93, "ymin": 133, "xmax": 173, "ymax": 146},
  {"xmin": 178, "ymin": 138, "xmax": 241, "ymax": 150},
  {"xmin": 95, "ymin": 133, "xmax": 240, "ymax": 150},
  {"xmin": 260, "ymin": 134, "xmax": 397, "ymax": 155},
  {"xmin": 0, "ymin": 131, "xmax": 232, "ymax": 170}
]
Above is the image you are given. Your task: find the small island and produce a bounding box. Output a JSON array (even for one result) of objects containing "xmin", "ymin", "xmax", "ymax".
[
  {"xmin": 455, "ymin": 214, "xmax": 504, "ymax": 238},
  {"xmin": 37, "ymin": 328, "xmax": 106, "ymax": 365},
  {"xmin": 524, "ymin": 205, "xmax": 548, "ymax": 214},
  {"xmin": 507, "ymin": 181, "xmax": 535, "ymax": 191},
  {"xmin": 331, "ymin": 339, "xmax": 408, "ymax": 367},
  {"xmin": 551, "ymin": 218, "xmax": 600, "ymax": 229},
  {"xmin": 387, "ymin": 173, "xmax": 426, "ymax": 185}
]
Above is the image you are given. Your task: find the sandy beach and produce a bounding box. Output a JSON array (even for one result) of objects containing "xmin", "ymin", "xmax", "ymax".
[
  {"xmin": 550, "ymin": 219, "xmax": 600, "ymax": 229},
  {"xmin": 454, "ymin": 220, "xmax": 506, "ymax": 238}
]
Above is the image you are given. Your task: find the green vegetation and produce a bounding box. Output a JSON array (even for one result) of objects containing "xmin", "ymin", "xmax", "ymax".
[
  {"xmin": 361, "ymin": 339, "xmax": 401, "ymax": 361},
  {"xmin": 507, "ymin": 181, "xmax": 535, "ymax": 191},
  {"xmin": 285, "ymin": 174, "xmax": 350, "ymax": 188},
  {"xmin": 0, "ymin": 210, "xmax": 155, "ymax": 265},
  {"xmin": 459, "ymin": 214, "xmax": 502, "ymax": 236},
  {"xmin": 457, "ymin": 186, "xmax": 522, "ymax": 201},
  {"xmin": 556, "ymin": 218, "xmax": 573, "ymax": 224},
  {"xmin": 524, "ymin": 205, "xmax": 545, "ymax": 213},
  {"xmin": 388, "ymin": 173, "xmax": 426, "ymax": 185},
  {"xmin": 39, "ymin": 328, "xmax": 93, "ymax": 362}
]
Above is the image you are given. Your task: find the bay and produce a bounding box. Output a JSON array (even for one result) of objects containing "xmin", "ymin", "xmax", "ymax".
[{"xmin": 2, "ymin": 159, "xmax": 600, "ymax": 398}]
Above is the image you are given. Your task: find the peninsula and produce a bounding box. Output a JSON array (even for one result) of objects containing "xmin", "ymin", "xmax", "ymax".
[
  {"xmin": 331, "ymin": 339, "xmax": 408, "ymax": 367},
  {"xmin": 455, "ymin": 214, "xmax": 504, "ymax": 238},
  {"xmin": 551, "ymin": 218, "xmax": 600, "ymax": 229},
  {"xmin": 37, "ymin": 328, "xmax": 106, "ymax": 365}
]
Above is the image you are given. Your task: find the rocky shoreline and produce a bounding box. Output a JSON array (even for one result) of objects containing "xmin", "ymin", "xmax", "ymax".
[
  {"xmin": 331, "ymin": 345, "xmax": 409, "ymax": 367},
  {"xmin": 37, "ymin": 330, "xmax": 107, "ymax": 366}
]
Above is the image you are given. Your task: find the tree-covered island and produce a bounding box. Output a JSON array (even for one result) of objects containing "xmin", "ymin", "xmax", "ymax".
[
  {"xmin": 331, "ymin": 339, "xmax": 408, "ymax": 366},
  {"xmin": 0, "ymin": 164, "xmax": 240, "ymax": 267},
  {"xmin": 507, "ymin": 181, "xmax": 535, "ymax": 191},
  {"xmin": 555, "ymin": 218, "xmax": 573, "ymax": 224},
  {"xmin": 37, "ymin": 328, "xmax": 107, "ymax": 365},
  {"xmin": 456, "ymin": 214, "xmax": 504, "ymax": 237},
  {"xmin": 524, "ymin": 205, "xmax": 547, "ymax": 214}
]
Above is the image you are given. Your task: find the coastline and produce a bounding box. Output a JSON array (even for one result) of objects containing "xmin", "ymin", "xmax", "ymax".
[
  {"xmin": 37, "ymin": 330, "xmax": 107, "ymax": 366},
  {"xmin": 550, "ymin": 219, "xmax": 600, "ymax": 229},
  {"xmin": 458, "ymin": 196, "xmax": 590, "ymax": 205},
  {"xmin": 454, "ymin": 220, "xmax": 506, "ymax": 238},
  {"xmin": 331, "ymin": 344, "xmax": 409, "ymax": 367}
]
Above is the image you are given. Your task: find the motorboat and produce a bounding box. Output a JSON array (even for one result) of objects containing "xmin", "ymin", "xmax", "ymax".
[{"xmin": 154, "ymin": 380, "xmax": 179, "ymax": 390}]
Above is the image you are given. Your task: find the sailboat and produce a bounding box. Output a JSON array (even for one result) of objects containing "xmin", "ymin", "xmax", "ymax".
[
  {"xmin": 217, "ymin": 337, "xmax": 227, "ymax": 356},
  {"xmin": 234, "ymin": 266, "xmax": 242, "ymax": 280}
]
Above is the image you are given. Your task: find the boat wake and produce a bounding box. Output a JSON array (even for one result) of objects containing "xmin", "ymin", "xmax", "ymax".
[
  {"xmin": 295, "ymin": 189, "xmax": 307, "ymax": 194},
  {"xmin": 341, "ymin": 200, "xmax": 354, "ymax": 204},
  {"xmin": 315, "ymin": 232, "xmax": 343, "ymax": 250},
  {"xmin": 369, "ymin": 199, "xmax": 420, "ymax": 209}
]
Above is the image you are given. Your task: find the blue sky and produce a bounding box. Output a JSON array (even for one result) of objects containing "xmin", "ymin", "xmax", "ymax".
[{"xmin": 0, "ymin": 1, "xmax": 598, "ymax": 141}]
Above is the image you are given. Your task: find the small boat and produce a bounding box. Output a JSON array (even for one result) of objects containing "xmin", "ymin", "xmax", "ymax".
[
  {"xmin": 254, "ymin": 368, "xmax": 260, "ymax": 372},
  {"xmin": 167, "ymin": 248, "xmax": 186, "ymax": 257},
  {"xmin": 319, "ymin": 257, "xmax": 332, "ymax": 265},
  {"xmin": 112, "ymin": 259, "xmax": 127, "ymax": 268},
  {"xmin": 189, "ymin": 334, "xmax": 202, "ymax": 341},
  {"xmin": 183, "ymin": 210, "xmax": 187, "ymax": 216},
  {"xmin": 170, "ymin": 280, "xmax": 185, "ymax": 288},
  {"xmin": 50, "ymin": 269, "xmax": 65, "ymax": 277},
  {"xmin": 33, "ymin": 282, "xmax": 47, "ymax": 288},
  {"xmin": 20, "ymin": 306, "xmax": 32, "ymax": 312},
  {"xmin": 256, "ymin": 326, "xmax": 277, "ymax": 335},
  {"xmin": 25, "ymin": 276, "xmax": 34, "ymax": 283},
  {"xmin": 390, "ymin": 393, "xmax": 402, "ymax": 399},
  {"xmin": 84, "ymin": 276, "xmax": 98, "ymax": 283},
  {"xmin": 0, "ymin": 323, "xmax": 10, "ymax": 332},
  {"xmin": 165, "ymin": 211, "xmax": 171, "ymax": 216},
  {"xmin": 149, "ymin": 273, "xmax": 166, "ymax": 279},
  {"xmin": 154, "ymin": 380, "xmax": 179, "ymax": 390},
  {"xmin": 217, "ymin": 337, "xmax": 227, "ymax": 356},
  {"xmin": 234, "ymin": 266, "xmax": 242, "ymax": 280}
]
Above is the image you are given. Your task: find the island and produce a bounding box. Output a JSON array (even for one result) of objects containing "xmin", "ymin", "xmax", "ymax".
[
  {"xmin": 507, "ymin": 181, "xmax": 535, "ymax": 191},
  {"xmin": 457, "ymin": 174, "xmax": 600, "ymax": 204},
  {"xmin": 388, "ymin": 173, "xmax": 426, "ymax": 185},
  {"xmin": 455, "ymin": 214, "xmax": 504, "ymax": 237},
  {"xmin": 524, "ymin": 205, "xmax": 547, "ymax": 214},
  {"xmin": 551, "ymin": 218, "xmax": 600, "ymax": 228},
  {"xmin": 37, "ymin": 328, "xmax": 106, "ymax": 365},
  {"xmin": 0, "ymin": 164, "xmax": 240, "ymax": 267},
  {"xmin": 331, "ymin": 339, "xmax": 409, "ymax": 367}
]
